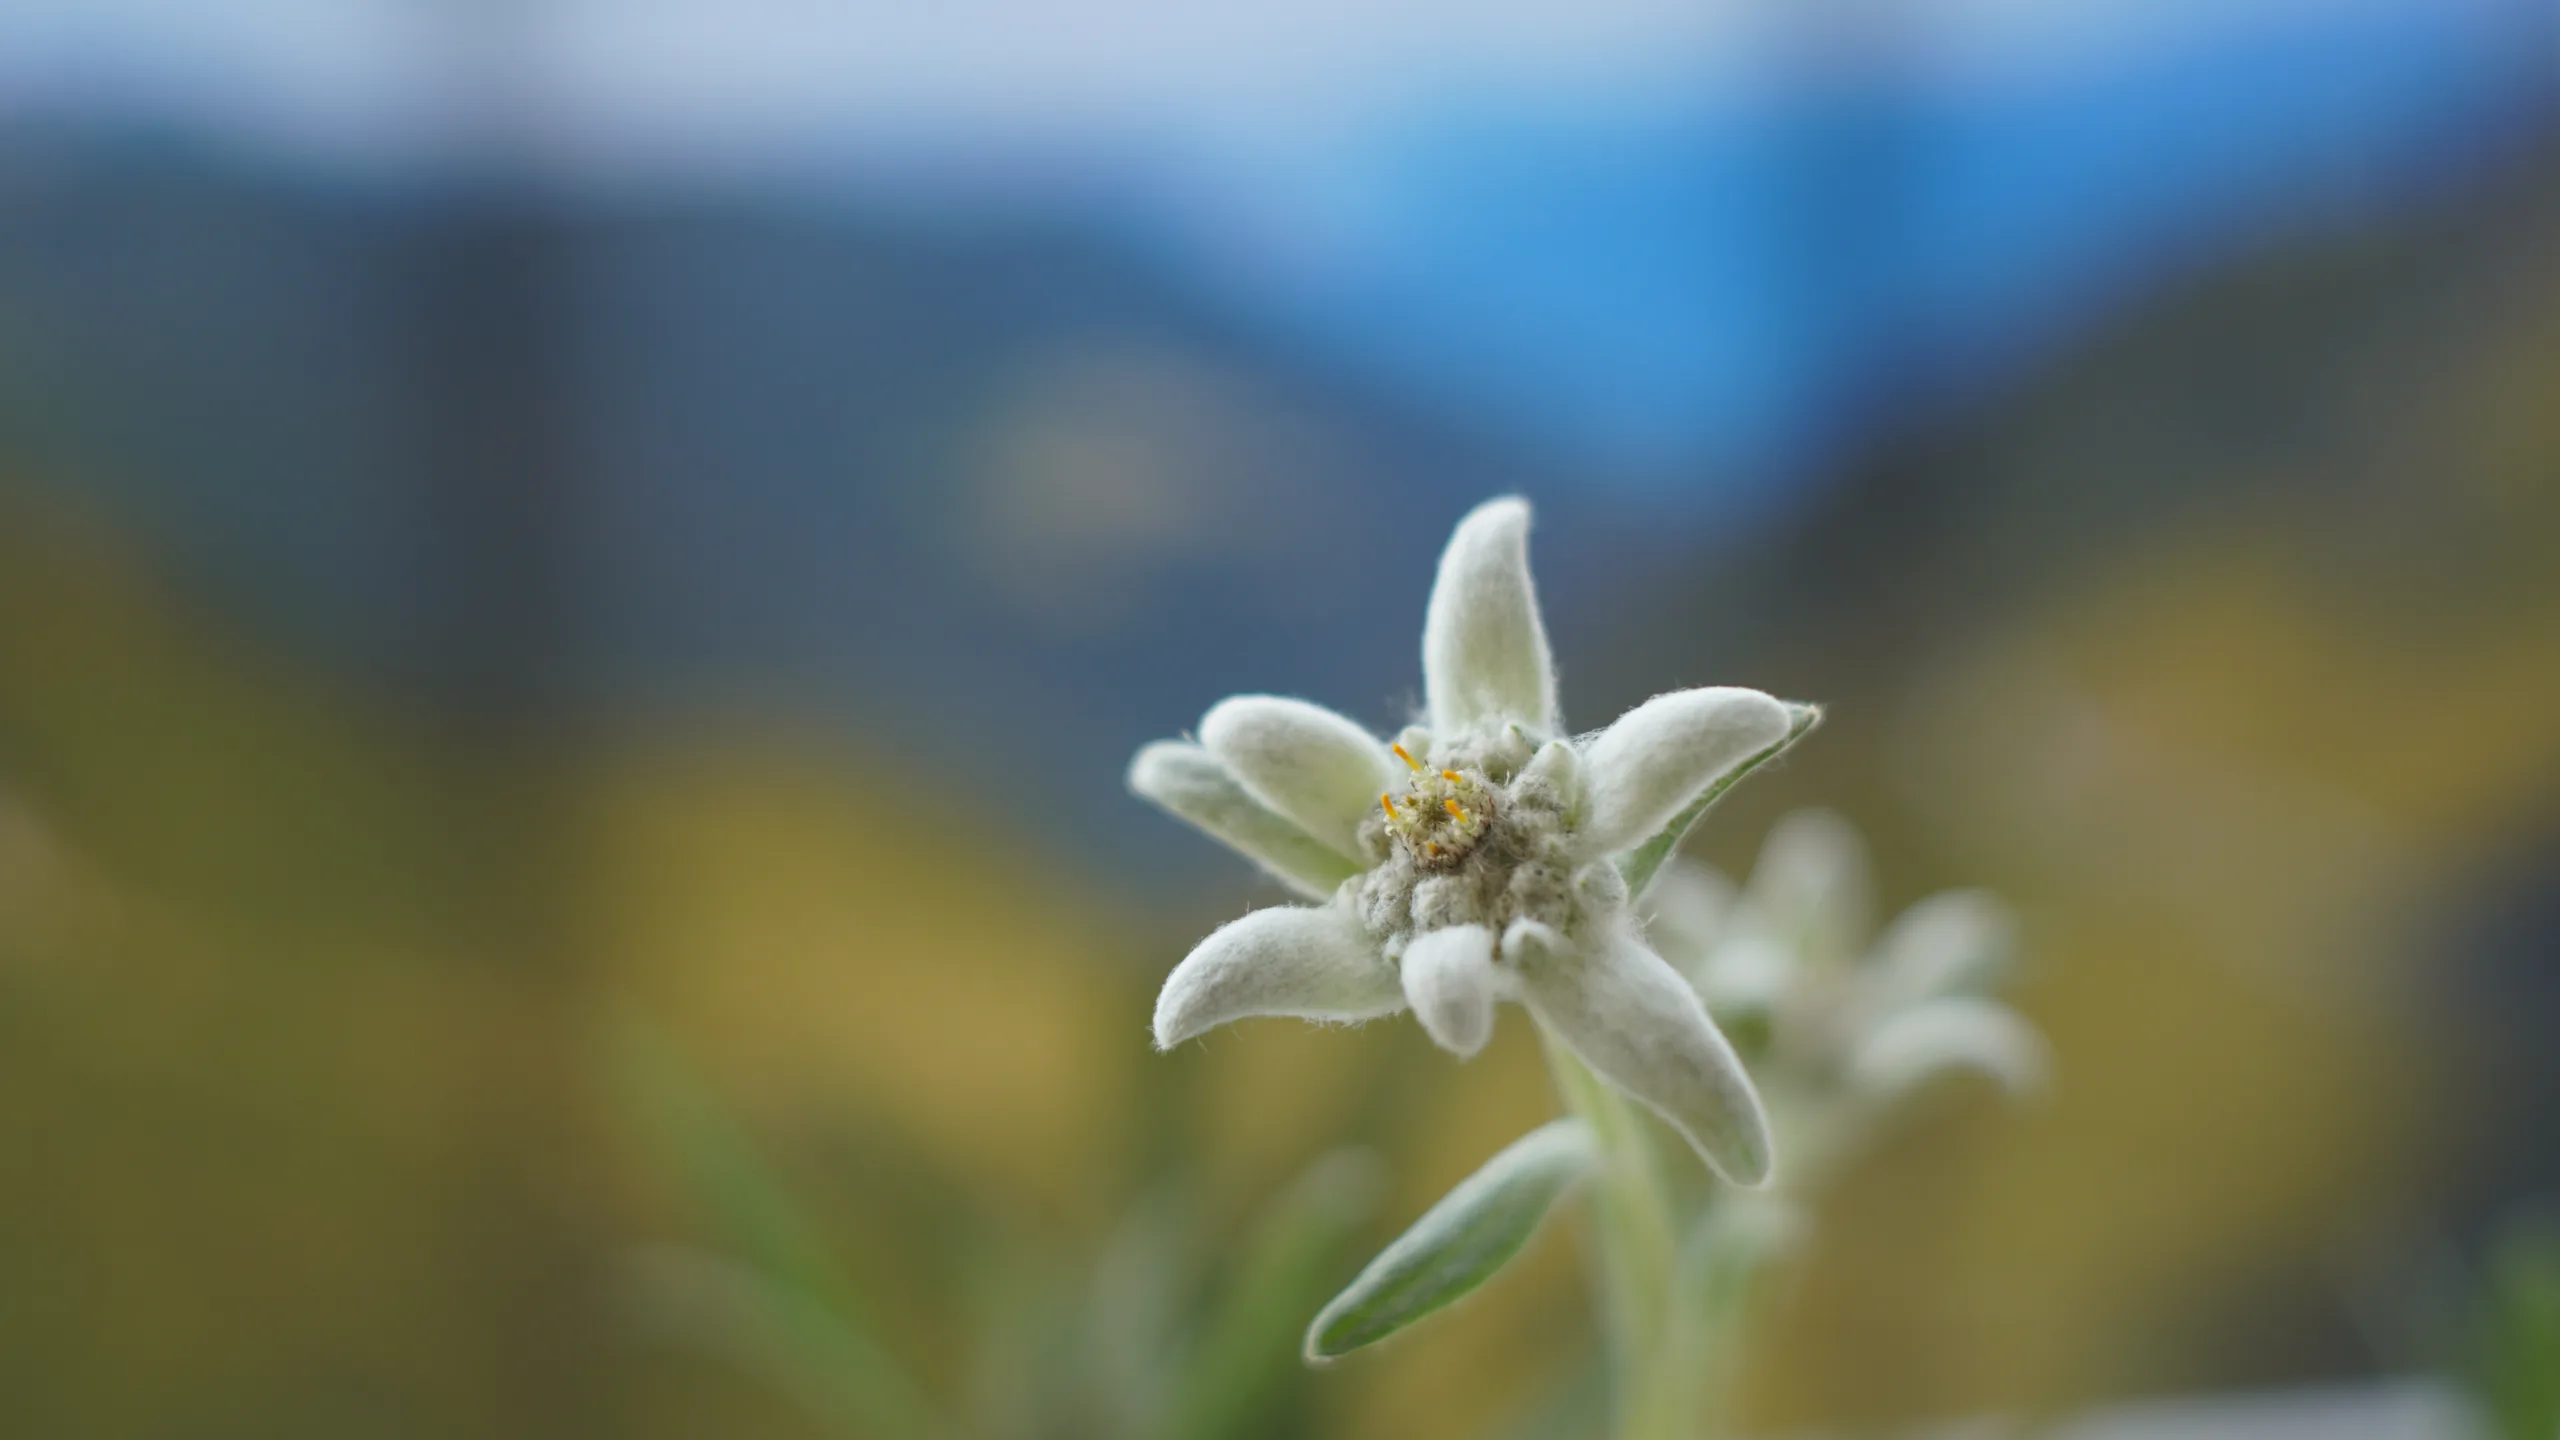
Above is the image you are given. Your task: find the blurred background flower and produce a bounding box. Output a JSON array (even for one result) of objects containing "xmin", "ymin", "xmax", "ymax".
[{"xmin": 0, "ymin": 0, "xmax": 2555, "ymax": 1435}]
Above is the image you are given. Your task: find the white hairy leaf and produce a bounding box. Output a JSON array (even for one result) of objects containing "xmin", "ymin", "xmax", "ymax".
[
  {"xmin": 1421, "ymin": 497, "xmax": 1557, "ymax": 738},
  {"xmin": 1303, "ymin": 1119, "xmax": 1596, "ymax": 1360},
  {"xmin": 1154, "ymin": 903, "xmax": 1403, "ymax": 1049}
]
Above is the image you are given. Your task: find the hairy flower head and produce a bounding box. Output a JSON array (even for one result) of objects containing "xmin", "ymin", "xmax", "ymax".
[
  {"xmin": 1641, "ymin": 811, "xmax": 2049, "ymax": 1186},
  {"xmin": 1129, "ymin": 498, "xmax": 1816, "ymax": 1185}
]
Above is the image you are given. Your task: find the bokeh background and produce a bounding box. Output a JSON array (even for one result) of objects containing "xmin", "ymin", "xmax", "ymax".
[{"xmin": 2, "ymin": 1, "xmax": 2557, "ymax": 1436}]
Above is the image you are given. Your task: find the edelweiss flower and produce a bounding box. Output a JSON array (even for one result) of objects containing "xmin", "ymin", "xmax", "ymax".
[
  {"xmin": 1129, "ymin": 498, "xmax": 1815, "ymax": 1185},
  {"xmin": 1642, "ymin": 811, "xmax": 2048, "ymax": 1183}
]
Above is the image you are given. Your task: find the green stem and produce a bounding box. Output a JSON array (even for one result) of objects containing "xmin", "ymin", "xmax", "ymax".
[
  {"xmin": 1665, "ymin": 1217, "xmax": 1759, "ymax": 1440},
  {"xmin": 1541, "ymin": 1030, "xmax": 1688, "ymax": 1440}
]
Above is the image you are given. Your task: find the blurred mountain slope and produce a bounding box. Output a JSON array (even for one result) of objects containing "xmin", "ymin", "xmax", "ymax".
[
  {"xmin": 6, "ymin": 30, "xmax": 2554, "ymax": 897},
  {"xmin": 0, "ymin": 486, "xmax": 1601, "ymax": 1439},
  {"xmin": 0, "ymin": 491, "xmax": 1138, "ymax": 1434},
  {"xmin": 0, "ymin": 127, "xmax": 1661, "ymax": 903},
  {"xmin": 0, "ymin": 496, "xmax": 611, "ymax": 1436}
]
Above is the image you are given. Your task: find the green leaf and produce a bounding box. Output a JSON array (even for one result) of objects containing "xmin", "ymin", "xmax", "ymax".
[
  {"xmin": 1303, "ymin": 1120, "xmax": 1597, "ymax": 1361},
  {"xmin": 2471, "ymin": 1216, "xmax": 2560, "ymax": 1440},
  {"xmin": 1660, "ymin": 1194, "xmax": 1805, "ymax": 1435},
  {"xmin": 602, "ymin": 1008, "xmax": 951, "ymax": 1440},
  {"xmin": 624, "ymin": 1246, "xmax": 949, "ymax": 1440},
  {"xmin": 1617, "ymin": 701, "xmax": 1821, "ymax": 901},
  {"xmin": 1147, "ymin": 1150, "xmax": 1385, "ymax": 1440}
]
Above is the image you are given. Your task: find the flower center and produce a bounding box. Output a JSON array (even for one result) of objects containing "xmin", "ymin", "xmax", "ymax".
[{"xmin": 1380, "ymin": 744, "xmax": 1494, "ymax": 870}]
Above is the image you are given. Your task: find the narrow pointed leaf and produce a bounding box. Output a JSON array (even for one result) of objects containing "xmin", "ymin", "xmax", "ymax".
[
  {"xmin": 1851, "ymin": 997, "xmax": 2048, "ymax": 1101},
  {"xmin": 1519, "ymin": 924, "xmax": 1774, "ymax": 1186},
  {"xmin": 1577, "ymin": 687, "xmax": 1792, "ymax": 857},
  {"xmin": 1129, "ymin": 741, "xmax": 1365, "ymax": 899},
  {"xmin": 1146, "ymin": 1150, "xmax": 1385, "ymax": 1440},
  {"xmin": 1154, "ymin": 903, "xmax": 1403, "ymax": 1049},
  {"xmin": 1867, "ymin": 889, "xmax": 2016, "ymax": 1014},
  {"xmin": 604, "ymin": 1012, "xmax": 950, "ymax": 1440},
  {"xmin": 1423, "ymin": 497, "xmax": 1557, "ymax": 736},
  {"xmin": 1743, "ymin": 808, "xmax": 1871, "ymax": 970},
  {"xmin": 1617, "ymin": 701, "xmax": 1822, "ymax": 900},
  {"xmin": 1200, "ymin": 695, "xmax": 1395, "ymax": 859},
  {"xmin": 1304, "ymin": 1120, "xmax": 1596, "ymax": 1361}
]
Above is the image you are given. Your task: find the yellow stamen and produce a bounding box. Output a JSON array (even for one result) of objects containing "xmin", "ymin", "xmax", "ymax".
[
  {"xmin": 1391, "ymin": 743, "xmax": 1422, "ymax": 772},
  {"xmin": 1380, "ymin": 793, "xmax": 1399, "ymax": 820},
  {"xmin": 1440, "ymin": 769, "xmax": 1463, "ymax": 782},
  {"xmin": 1444, "ymin": 798, "xmax": 1469, "ymax": 824}
]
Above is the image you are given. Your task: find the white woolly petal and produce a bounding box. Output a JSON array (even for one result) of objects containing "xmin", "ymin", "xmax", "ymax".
[
  {"xmin": 1422, "ymin": 497, "xmax": 1557, "ymax": 737},
  {"xmin": 1399, "ymin": 924, "xmax": 1503, "ymax": 1059},
  {"xmin": 1576, "ymin": 688, "xmax": 1793, "ymax": 858},
  {"xmin": 1575, "ymin": 861, "xmax": 1629, "ymax": 912},
  {"xmin": 1154, "ymin": 904, "xmax": 1404, "ymax": 1049},
  {"xmin": 1200, "ymin": 695, "xmax": 1395, "ymax": 860},
  {"xmin": 1638, "ymin": 858, "xmax": 1736, "ymax": 974},
  {"xmin": 1867, "ymin": 890, "xmax": 2016, "ymax": 1014},
  {"xmin": 1518, "ymin": 921, "xmax": 1775, "ymax": 1186},
  {"xmin": 1501, "ymin": 918, "xmax": 1566, "ymax": 967},
  {"xmin": 1513, "ymin": 738, "xmax": 1584, "ymax": 816},
  {"xmin": 1746, "ymin": 809, "xmax": 1871, "ymax": 969},
  {"xmin": 1851, "ymin": 998, "xmax": 2048, "ymax": 1101},
  {"xmin": 1128, "ymin": 742, "xmax": 1365, "ymax": 899},
  {"xmin": 1393, "ymin": 724, "xmax": 1433, "ymax": 763},
  {"xmin": 1691, "ymin": 932, "xmax": 1794, "ymax": 1018}
]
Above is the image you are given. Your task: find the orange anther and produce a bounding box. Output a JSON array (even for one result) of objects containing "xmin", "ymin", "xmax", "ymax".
[
  {"xmin": 1380, "ymin": 793, "xmax": 1399, "ymax": 820},
  {"xmin": 1443, "ymin": 799, "xmax": 1469, "ymax": 824},
  {"xmin": 1391, "ymin": 743, "xmax": 1422, "ymax": 772},
  {"xmin": 1440, "ymin": 769, "xmax": 1463, "ymax": 782}
]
